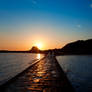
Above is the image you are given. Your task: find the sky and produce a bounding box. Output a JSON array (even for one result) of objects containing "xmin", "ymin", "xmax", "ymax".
[{"xmin": 0, "ymin": 0, "xmax": 92, "ymax": 50}]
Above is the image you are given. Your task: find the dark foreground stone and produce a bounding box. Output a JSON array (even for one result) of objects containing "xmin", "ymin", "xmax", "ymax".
[{"xmin": 0, "ymin": 54, "xmax": 74, "ymax": 92}]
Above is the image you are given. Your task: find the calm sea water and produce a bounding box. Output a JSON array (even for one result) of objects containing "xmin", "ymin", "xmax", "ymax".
[
  {"xmin": 57, "ymin": 55, "xmax": 92, "ymax": 92},
  {"xmin": 0, "ymin": 53, "xmax": 44, "ymax": 85}
]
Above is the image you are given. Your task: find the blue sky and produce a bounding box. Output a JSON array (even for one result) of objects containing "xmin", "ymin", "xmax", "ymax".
[{"xmin": 0, "ymin": 0, "xmax": 92, "ymax": 50}]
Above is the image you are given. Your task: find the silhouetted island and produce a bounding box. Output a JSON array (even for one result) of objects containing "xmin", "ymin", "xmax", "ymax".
[
  {"xmin": 29, "ymin": 46, "xmax": 41, "ymax": 53},
  {"xmin": 59, "ymin": 39, "xmax": 92, "ymax": 55},
  {"xmin": 0, "ymin": 39, "xmax": 92, "ymax": 55}
]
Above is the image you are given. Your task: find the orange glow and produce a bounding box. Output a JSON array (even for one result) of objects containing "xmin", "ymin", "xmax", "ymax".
[
  {"xmin": 34, "ymin": 42, "xmax": 43, "ymax": 50},
  {"xmin": 0, "ymin": 32, "xmax": 66, "ymax": 51}
]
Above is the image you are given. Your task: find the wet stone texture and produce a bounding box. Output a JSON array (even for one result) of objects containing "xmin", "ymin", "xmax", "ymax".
[{"xmin": 0, "ymin": 55, "xmax": 74, "ymax": 92}]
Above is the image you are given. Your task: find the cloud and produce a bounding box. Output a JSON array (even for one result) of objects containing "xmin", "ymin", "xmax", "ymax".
[
  {"xmin": 31, "ymin": 0, "xmax": 38, "ymax": 8},
  {"xmin": 90, "ymin": 4, "xmax": 92, "ymax": 8},
  {"xmin": 77, "ymin": 24, "xmax": 81, "ymax": 28},
  {"xmin": 32, "ymin": 0, "xmax": 37, "ymax": 5}
]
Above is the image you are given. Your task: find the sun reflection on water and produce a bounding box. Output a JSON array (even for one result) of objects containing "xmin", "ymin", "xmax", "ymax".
[{"xmin": 37, "ymin": 54, "xmax": 40, "ymax": 60}]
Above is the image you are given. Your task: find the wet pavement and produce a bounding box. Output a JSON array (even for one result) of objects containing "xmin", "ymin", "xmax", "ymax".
[{"xmin": 0, "ymin": 54, "xmax": 74, "ymax": 92}]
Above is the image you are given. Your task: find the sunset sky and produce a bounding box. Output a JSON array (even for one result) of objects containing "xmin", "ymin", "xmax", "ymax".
[{"xmin": 0, "ymin": 0, "xmax": 92, "ymax": 50}]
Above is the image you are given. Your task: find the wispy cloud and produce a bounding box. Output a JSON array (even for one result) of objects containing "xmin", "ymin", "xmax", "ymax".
[
  {"xmin": 90, "ymin": 4, "xmax": 92, "ymax": 8},
  {"xmin": 77, "ymin": 24, "xmax": 81, "ymax": 28},
  {"xmin": 31, "ymin": 0, "xmax": 38, "ymax": 8},
  {"xmin": 32, "ymin": 0, "xmax": 37, "ymax": 5}
]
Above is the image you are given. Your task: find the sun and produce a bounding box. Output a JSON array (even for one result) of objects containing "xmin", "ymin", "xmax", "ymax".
[{"xmin": 34, "ymin": 42, "xmax": 43, "ymax": 50}]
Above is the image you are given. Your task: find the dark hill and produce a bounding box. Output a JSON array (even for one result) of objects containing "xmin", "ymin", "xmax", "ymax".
[
  {"xmin": 29, "ymin": 46, "xmax": 41, "ymax": 53},
  {"xmin": 61, "ymin": 39, "xmax": 92, "ymax": 54}
]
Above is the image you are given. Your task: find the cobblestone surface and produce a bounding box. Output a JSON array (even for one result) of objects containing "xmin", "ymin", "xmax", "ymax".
[{"xmin": 0, "ymin": 55, "xmax": 74, "ymax": 92}]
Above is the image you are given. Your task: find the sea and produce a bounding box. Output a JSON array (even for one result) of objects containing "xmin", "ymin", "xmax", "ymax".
[
  {"xmin": 0, "ymin": 53, "xmax": 92, "ymax": 92},
  {"xmin": 57, "ymin": 55, "xmax": 92, "ymax": 92},
  {"xmin": 0, "ymin": 53, "xmax": 44, "ymax": 85}
]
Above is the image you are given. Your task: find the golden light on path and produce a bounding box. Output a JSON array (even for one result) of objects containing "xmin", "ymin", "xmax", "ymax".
[{"xmin": 37, "ymin": 54, "xmax": 40, "ymax": 60}]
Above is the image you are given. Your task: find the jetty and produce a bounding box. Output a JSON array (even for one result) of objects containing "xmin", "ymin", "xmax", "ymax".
[{"xmin": 0, "ymin": 53, "xmax": 74, "ymax": 92}]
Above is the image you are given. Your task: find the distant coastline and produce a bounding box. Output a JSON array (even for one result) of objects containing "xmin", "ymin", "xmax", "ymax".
[{"xmin": 0, "ymin": 39, "xmax": 92, "ymax": 55}]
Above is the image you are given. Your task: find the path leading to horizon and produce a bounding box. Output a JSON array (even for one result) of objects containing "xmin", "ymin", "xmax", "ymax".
[{"xmin": 0, "ymin": 54, "xmax": 74, "ymax": 92}]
